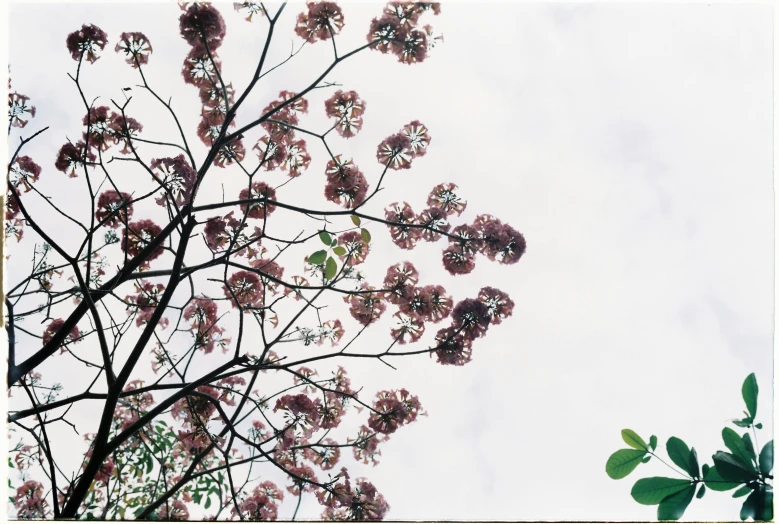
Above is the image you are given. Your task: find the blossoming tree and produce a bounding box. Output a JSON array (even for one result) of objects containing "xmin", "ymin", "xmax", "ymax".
[{"xmin": 6, "ymin": 1, "xmax": 526, "ymax": 520}]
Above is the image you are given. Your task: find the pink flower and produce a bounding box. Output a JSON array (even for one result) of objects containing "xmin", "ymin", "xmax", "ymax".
[
  {"xmin": 8, "ymin": 91, "xmax": 36, "ymax": 128},
  {"xmin": 200, "ymin": 82, "xmax": 235, "ymax": 123},
  {"xmin": 55, "ymin": 141, "xmax": 95, "ymax": 178},
  {"xmin": 8, "ymin": 156, "xmax": 41, "ymax": 193},
  {"xmin": 203, "ymin": 211, "xmax": 263, "ymax": 256},
  {"xmin": 182, "ymin": 299, "xmax": 230, "ymax": 355},
  {"xmin": 275, "ymin": 393, "xmax": 321, "ymax": 438},
  {"xmin": 223, "ymin": 270, "xmax": 264, "ymax": 309},
  {"xmin": 282, "ymin": 139, "xmax": 311, "ymax": 177},
  {"xmin": 376, "ymin": 133, "xmax": 412, "ymax": 170},
  {"xmin": 423, "ymin": 284, "xmax": 453, "ymax": 323},
  {"xmin": 249, "ymin": 257, "xmax": 285, "ymax": 295},
  {"xmin": 14, "ymin": 480, "xmax": 48, "ymax": 519},
  {"xmin": 295, "ymin": 1, "xmax": 345, "ymax": 42},
  {"xmin": 108, "ymin": 114, "xmax": 143, "ymax": 155},
  {"xmin": 317, "ymin": 319, "xmax": 345, "ymax": 347},
  {"xmin": 442, "ymin": 244, "xmax": 476, "ymax": 275},
  {"xmin": 66, "ymin": 24, "xmax": 108, "ymax": 63},
  {"xmin": 389, "ymin": 311, "xmax": 425, "ymax": 344},
  {"xmin": 337, "ymin": 231, "xmax": 369, "ymax": 265},
  {"xmin": 392, "ymin": 28, "xmax": 428, "ymax": 64},
  {"xmin": 151, "ymin": 154, "xmax": 197, "ymax": 207},
  {"xmin": 350, "ymin": 425, "xmax": 383, "ymax": 465},
  {"xmin": 125, "ymin": 280, "xmax": 168, "ymax": 328},
  {"xmin": 179, "ymin": 3, "xmax": 226, "ymax": 49},
  {"xmin": 239, "ymin": 181, "xmax": 277, "ymax": 219},
  {"xmin": 172, "ymin": 385, "xmax": 220, "ymax": 426},
  {"xmin": 96, "ymin": 190, "xmax": 133, "ymax": 228},
  {"xmin": 318, "ymin": 394, "xmax": 345, "ymax": 430},
  {"xmin": 385, "ymin": 202, "xmax": 422, "ymax": 250},
  {"xmin": 367, "ymin": 15, "xmax": 407, "ymax": 54},
  {"xmin": 42, "ymin": 319, "xmax": 80, "ymax": 349},
  {"xmin": 254, "ymin": 136, "xmax": 286, "ymax": 171},
  {"xmin": 324, "ymin": 90, "xmax": 366, "ymax": 138},
  {"xmin": 304, "ymin": 437, "xmax": 341, "ymax": 469},
  {"xmin": 478, "ymin": 286, "xmax": 515, "ymax": 325},
  {"xmin": 234, "ymin": 2, "xmax": 265, "ymax": 22},
  {"xmin": 122, "ymin": 219, "xmax": 164, "ymax": 263},
  {"xmin": 452, "ymin": 298, "xmax": 491, "ymax": 341},
  {"xmin": 345, "ymin": 285, "xmax": 386, "ymax": 325},
  {"xmin": 416, "ymin": 207, "xmax": 450, "ymax": 242},
  {"xmin": 383, "ymin": 261, "xmax": 419, "ymax": 304},
  {"xmin": 181, "ymin": 44, "xmax": 221, "ymax": 86},
  {"xmin": 286, "ymin": 464, "xmax": 319, "ymax": 495},
  {"xmin": 115, "ymin": 32, "xmax": 153, "ymax": 67},
  {"xmin": 368, "ymin": 393, "xmax": 408, "ymax": 435},
  {"xmin": 473, "ymin": 214, "xmax": 526, "ymax": 265},
  {"xmin": 213, "ymin": 138, "xmax": 246, "ymax": 168},
  {"xmin": 400, "ymin": 120, "xmax": 430, "ymax": 156},
  {"xmin": 158, "ymin": 499, "xmax": 190, "ymax": 520},
  {"xmin": 427, "ymin": 182, "xmax": 466, "ymax": 216},
  {"xmin": 82, "ymin": 106, "xmax": 116, "ymax": 152},
  {"xmin": 432, "ymin": 326, "xmax": 473, "ymax": 366}
]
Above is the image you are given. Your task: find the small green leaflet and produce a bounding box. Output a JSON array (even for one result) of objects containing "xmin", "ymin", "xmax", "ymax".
[
  {"xmin": 622, "ymin": 429, "xmax": 648, "ymax": 451},
  {"xmin": 759, "ymin": 440, "xmax": 773, "ymax": 475},
  {"xmin": 309, "ymin": 250, "xmax": 327, "ymax": 265},
  {"xmin": 702, "ymin": 464, "xmax": 741, "ymax": 492},
  {"xmin": 333, "ymin": 246, "xmax": 347, "ymax": 256},
  {"xmin": 657, "ymin": 485, "xmax": 695, "ymax": 521},
  {"xmin": 741, "ymin": 373, "xmax": 758, "ymax": 419},
  {"xmin": 351, "ymin": 215, "xmax": 361, "ymax": 226},
  {"xmin": 666, "ymin": 437, "xmax": 693, "ymax": 476},
  {"xmin": 325, "ymin": 257, "xmax": 337, "ymax": 280},
  {"xmin": 649, "ymin": 435, "xmax": 658, "ymax": 451},
  {"xmin": 360, "ymin": 228, "xmax": 371, "ymax": 243},
  {"xmin": 606, "ymin": 449, "xmax": 647, "ymax": 479},
  {"xmin": 319, "ymin": 230, "xmax": 333, "ymax": 245}
]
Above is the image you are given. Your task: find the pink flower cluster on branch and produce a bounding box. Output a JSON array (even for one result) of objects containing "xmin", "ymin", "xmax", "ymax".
[
  {"xmin": 114, "ymin": 32, "xmax": 153, "ymax": 68},
  {"xmin": 8, "ymin": 90, "xmax": 36, "ymax": 129},
  {"xmin": 295, "ymin": 2, "xmax": 345, "ymax": 42},
  {"xmin": 324, "ymin": 155, "xmax": 369, "ymax": 209},
  {"xmin": 367, "ymin": 2, "xmax": 441, "ymax": 64},
  {"xmin": 66, "ymin": 24, "xmax": 108, "ymax": 63}
]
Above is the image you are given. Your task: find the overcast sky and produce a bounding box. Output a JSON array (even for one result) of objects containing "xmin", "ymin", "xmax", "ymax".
[{"xmin": 5, "ymin": 1, "xmax": 775, "ymax": 521}]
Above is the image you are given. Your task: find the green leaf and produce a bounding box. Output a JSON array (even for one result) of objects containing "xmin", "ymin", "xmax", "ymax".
[
  {"xmin": 742, "ymin": 373, "xmax": 758, "ymax": 419},
  {"xmin": 351, "ymin": 215, "xmax": 361, "ymax": 226},
  {"xmin": 631, "ymin": 477, "xmax": 692, "ymax": 505},
  {"xmin": 723, "ymin": 428, "xmax": 757, "ymax": 471},
  {"xmin": 325, "ymin": 257, "xmax": 337, "ymax": 280},
  {"xmin": 205, "ymin": 496, "xmax": 212, "ymax": 509},
  {"xmin": 649, "ymin": 435, "xmax": 658, "ymax": 451},
  {"xmin": 702, "ymin": 464, "xmax": 710, "ymax": 476},
  {"xmin": 666, "ymin": 437, "xmax": 693, "ymax": 476},
  {"xmin": 696, "ymin": 484, "xmax": 706, "ymax": 499},
  {"xmin": 308, "ymin": 250, "xmax": 327, "ymax": 265},
  {"xmin": 319, "ymin": 230, "xmax": 332, "ymax": 245},
  {"xmin": 759, "ymin": 440, "xmax": 773, "ymax": 475},
  {"xmin": 712, "ymin": 452, "xmax": 759, "ymax": 483},
  {"xmin": 689, "ymin": 448, "xmax": 700, "ymax": 478},
  {"xmin": 743, "ymin": 433, "xmax": 756, "ymax": 460},
  {"xmin": 740, "ymin": 487, "xmax": 773, "ymax": 521},
  {"xmin": 657, "ymin": 485, "xmax": 695, "ymax": 521},
  {"xmin": 732, "ymin": 485, "xmax": 752, "ymax": 498},
  {"xmin": 703, "ymin": 464, "xmax": 741, "ymax": 491},
  {"xmin": 642, "ymin": 456, "xmax": 652, "ymax": 464},
  {"xmin": 360, "ymin": 228, "xmax": 371, "ymax": 243},
  {"xmin": 622, "ymin": 429, "xmax": 648, "ymax": 451},
  {"xmin": 332, "ymin": 246, "xmax": 347, "ymax": 256},
  {"xmin": 755, "ymin": 423, "xmax": 763, "ymax": 429},
  {"xmin": 733, "ymin": 419, "xmax": 752, "ymax": 428},
  {"xmin": 606, "ymin": 449, "xmax": 647, "ymax": 479}
]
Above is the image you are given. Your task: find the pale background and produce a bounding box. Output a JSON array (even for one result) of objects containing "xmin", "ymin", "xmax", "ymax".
[{"xmin": 3, "ymin": 1, "xmax": 775, "ymax": 521}]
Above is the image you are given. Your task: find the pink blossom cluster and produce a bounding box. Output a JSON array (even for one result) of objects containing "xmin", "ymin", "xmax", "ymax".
[
  {"xmin": 367, "ymin": 2, "xmax": 441, "ymax": 65},
  {"xmin": 376, "ymin": 120, "xmax": 430, "ymax": 170},
  {"xmin": 317, "ymin": 468, "xmax": 390, "ymax": 521},
  {"xmin": 324, "ymin": 155, "xmax": 369, "ymax": 209},
  {"xmin": 203, "ymin": 210, "xmax": 263, "ymax": 258},
  {"xmin": 256, "ymin": 91, "xmax": 312, "ymax": 177},
  {"xmin": 183, "ymin": 298, "xmax": 230, "ymax": 354},
  {"xmin": 234, "ymin": 481, "xmax": 284, "ymax": 520},
  {"xmin": 432, "ymin": 287, "xmax": 515, "ymax": 366},
  {"xmin": 125, "ymin": 280, "xmax": 168, "ymax": 328},
  {"xmin": 295, "ymin": 2, "xmax": 345, "ymax": 42},
  {"xmin": 324, "ymin": 90, "xmax": 366, "ymax": 138}
]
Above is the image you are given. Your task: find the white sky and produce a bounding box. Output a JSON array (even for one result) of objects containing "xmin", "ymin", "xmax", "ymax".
[{"xmin": 3, "ymin": 1, "xmax": 775, "ymax": 521}]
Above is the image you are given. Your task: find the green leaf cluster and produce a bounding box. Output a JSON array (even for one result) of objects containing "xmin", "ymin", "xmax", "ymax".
[{"xmin": 605, "ymin": 374, "xmax": 772, "ymax": 521}]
